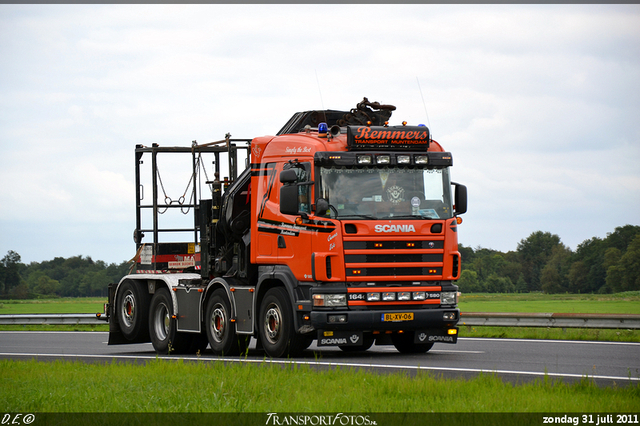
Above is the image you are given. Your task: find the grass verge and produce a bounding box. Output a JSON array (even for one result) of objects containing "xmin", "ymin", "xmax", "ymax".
[
  {"xmin": 458, "ymin": 325, "xmax": 640, "ymax": 342},
  {"xmin": 1, "ymin": 358, "xmax": 638, "ymax": 412}
]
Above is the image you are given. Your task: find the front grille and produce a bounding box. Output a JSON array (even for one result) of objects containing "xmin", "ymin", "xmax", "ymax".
[
  {"xmin": 344, "ymin": 240, "xmax": 444, "ymax": 250},
  {"xmin": 343, "ymin": 236, "xmax": 445, "ymax": 281},
  {"xmin": 346, "ymin": 267, "xmax": 443, "ymax": 277},
  {"xmin": 345, "ymin": 253, "xmax": 442, "ymax": 263}
]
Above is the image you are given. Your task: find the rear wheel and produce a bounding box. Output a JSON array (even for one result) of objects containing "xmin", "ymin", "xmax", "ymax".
[
  {"xmin": 149, "ymin": 287, "xmax": 193, "ymax": 354},
  {"xmin": 205, "ymin": 288, "xmax": 249, "ymax": 356},
  {"xmin": 259, "ymin": 287, "xmax": 306, "ymax": 358},
  {"xmin": 391, "ymin": 333, "xmax": 434, "ymax": 354},
  {"xmin": 116, "ymin": 281, "xmax": 150, "ymax": 342}
]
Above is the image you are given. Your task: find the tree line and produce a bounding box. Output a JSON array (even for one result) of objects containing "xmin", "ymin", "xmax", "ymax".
[
  {"xmin": 1, "ymin": 224, "xmax": 639, "ymax": 298},
  {"xmin": 0, "ymin": 252, "xmax": 131, "ymax": 299},
  {"xmin": 458, "ymin": 224, "xmax": 640, "ymax": 294}
]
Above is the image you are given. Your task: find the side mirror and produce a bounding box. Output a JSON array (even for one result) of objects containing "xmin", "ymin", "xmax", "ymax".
[
  {"xmin": 280, "ymin": 185, "xmax": 299, "ymax": 215},
  {"xmin": 453, "ymin": 183, "xmax": 467, "ymax": 215}
]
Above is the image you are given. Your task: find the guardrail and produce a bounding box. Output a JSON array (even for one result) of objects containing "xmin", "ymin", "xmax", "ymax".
[
  {"xmin": 1, "ymin": 313, "xmax": 639, "ymax": 329},
  {"xmin": 0, "ymin": 314, "xmax": 106, "ymax": 325},
  {"xmin": 460, "ymin": 312, "xmax": 640, "ymax": 329}
]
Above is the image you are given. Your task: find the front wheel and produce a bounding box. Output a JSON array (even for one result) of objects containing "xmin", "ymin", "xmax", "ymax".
[
  {"xmin": 148, "ymin": 288, "xmax": 193, "ymax": 354},
  {"xmin": 259, "ymin": 287, "xmax": 306, "ymax": 358},
  {"xmin": 205, "ymin": 288, "xmax": 249, "ymax": 356}
]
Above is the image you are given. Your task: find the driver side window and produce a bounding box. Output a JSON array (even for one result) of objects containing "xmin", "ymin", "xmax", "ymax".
[{"xmin": 283, "ymin": 162, "xmax": 311, "ymax": 213}]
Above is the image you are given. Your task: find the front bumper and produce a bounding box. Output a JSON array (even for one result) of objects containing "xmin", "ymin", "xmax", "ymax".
[{"xmin": 310, "ymin": 307, "xmax": 459, "ymax": 331}]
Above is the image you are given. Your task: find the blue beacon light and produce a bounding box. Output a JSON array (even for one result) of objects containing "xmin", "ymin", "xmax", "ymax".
[{"xmin": 318, "ymin": 122, "xmax": 328, "ymax": 135}]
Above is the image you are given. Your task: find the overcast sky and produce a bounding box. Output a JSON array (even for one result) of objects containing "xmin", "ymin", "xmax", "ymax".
[{"xmin": 1, "ymin": 4, "xmax": 639, "ymax": 265}]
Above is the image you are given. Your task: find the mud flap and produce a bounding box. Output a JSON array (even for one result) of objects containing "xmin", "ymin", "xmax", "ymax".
[
  {"xmin": 317, "ymin": 330, "xmax": 364, "ymax": 347},
  {"xmin": 414, "ymin": 328, "xmax": 458, "ymax": 344}
]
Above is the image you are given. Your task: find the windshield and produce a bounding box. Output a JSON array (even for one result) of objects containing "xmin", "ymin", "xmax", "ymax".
[{"xmin": 319, "ymin": 166, "xmax": 453, "ymax": 220}]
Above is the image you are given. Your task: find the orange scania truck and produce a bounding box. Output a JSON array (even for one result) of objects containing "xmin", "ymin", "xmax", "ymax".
[{"xmin": 104, "ymin": 98, "xmax": 467, "ymax": 357}]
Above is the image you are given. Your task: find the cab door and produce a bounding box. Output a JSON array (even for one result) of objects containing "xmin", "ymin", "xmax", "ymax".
[{"xmin": 276, "ymin": 161, "xmax": 313, "ymax": 280}]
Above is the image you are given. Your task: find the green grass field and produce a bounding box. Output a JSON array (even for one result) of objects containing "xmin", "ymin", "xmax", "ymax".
[
  {"xmin": 0, "ymin": 297, "xmax": 106, "ymax": 314},
  {"xmin": 1, "ymin": 359, "xmax": 638, "ymax": 413},
  {"xmin": 458, "ymin": 292, "xmax": 640, "ymax": 314}
]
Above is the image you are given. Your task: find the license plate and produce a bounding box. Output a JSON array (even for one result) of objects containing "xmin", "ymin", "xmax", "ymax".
[{"xmin": 382, "ymin": 312, "xmax": 414, "ymax": 322}]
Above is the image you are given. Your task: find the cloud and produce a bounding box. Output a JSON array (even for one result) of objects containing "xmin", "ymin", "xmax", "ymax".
[{"xmin": 1, "ymin": 4, "xmax": 639, "ymax": 263}]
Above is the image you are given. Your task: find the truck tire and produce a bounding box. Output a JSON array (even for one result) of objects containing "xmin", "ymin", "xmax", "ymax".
[
  {"xmin": 116, "ymin": 280, "xmax": 150, "ymax": 342},
  {"xmin": 148, "ymin": 287, "xmax": 193, "ymax": 354},
  {"xmin": 259, "ymin": 287, "xmax": 306, "ymax": 358},
  {"xmin": 205, "ymin": 288, "xmax": 249, "ymax": 356},
  {"xmin": 391, "ymin": 333, "xmax": 434, "ymax": 354}
]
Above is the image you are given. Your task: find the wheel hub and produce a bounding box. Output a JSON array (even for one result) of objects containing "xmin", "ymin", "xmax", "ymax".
[
  {"xmin": 264, "ymin": 305, "xmax": 281, "ymax": 343},
  {"xmin": 121, "ymin": 292, "xmax": 135, "ymax": 327},
  {"xmin": 210, "ymin": 305, "xmax": 226, "ymax": 343}
]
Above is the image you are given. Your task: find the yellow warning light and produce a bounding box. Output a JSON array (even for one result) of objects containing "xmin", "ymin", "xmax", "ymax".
[
  {"xmin": 402, "ymin": 121, "xmax": 407, "ymax": 126},
  {"xmin": 456, "ymin": 217, "xmax": 463, "ymax": 225},
  {"xmin": 352, "ymin": 270, "xmax": 362, "ymax": 275},
  {"xmin": 406, "ymin": 242, "xmax": 415, "ymax": 248},
  {"xmin": 448, "ymin": 329, "xmax": 458, "ymax": 335},
  {"xmin": 295, "ymin": 217, "xmax": 304, "ymax": 225},
  {"xmin": 374, "ymin": 243, "xmax": 383, "ymax": 248}
]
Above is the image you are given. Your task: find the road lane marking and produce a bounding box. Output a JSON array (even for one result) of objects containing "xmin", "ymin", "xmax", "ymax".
[
  {"xmin": 459, "ymin": 337, "xmax": 640, "ymax": 346},
  {"xmin": 0, "ymin": 351, "xmax": 637, "ymax": 383}
]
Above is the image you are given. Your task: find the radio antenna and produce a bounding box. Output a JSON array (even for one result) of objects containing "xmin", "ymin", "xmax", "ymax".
[
  {"xmin": 315, "ymin": 69, "xmax": 327, "ymax": 122},
  {"xmin": 416, "ymin": 77, "xmax": 431, "ymax": 129}
]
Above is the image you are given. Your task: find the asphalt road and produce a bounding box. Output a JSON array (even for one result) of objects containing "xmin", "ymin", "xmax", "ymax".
[{"xmin": 1, "ymin": 331, "xmax": 638, "ymax": 387}]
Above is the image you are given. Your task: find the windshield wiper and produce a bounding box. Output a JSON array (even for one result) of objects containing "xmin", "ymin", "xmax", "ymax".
[
  {"xmin": 382, "ymin": 214, "xmax": 435, "ymax": 220},
  {"xmin": 338, "ymin": 214, "xmax": 378, "ymax": 220}
]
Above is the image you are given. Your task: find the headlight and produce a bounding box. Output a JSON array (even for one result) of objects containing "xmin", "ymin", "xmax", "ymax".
[
  {"xmin": 397, "ymin": 292, "xmax": 411, "ymax": 301},
  {"xmin": 397, "ymin": 155, "xmax": 411, "ymax": 164},
  {"xmin": 313, "ymin": 294, "xmax": 347, "ymax": 307},
  {"xmin": 367, "ymin": 293, "xmax": 381, "ymax": 302},
  {"xmin": 376, "ymin": 155, "xmax": 390, "ymax": 164},
  {"xmin": 414, "ymin": 155, "xmax": 429, "ymax": 165},
  {"xmin": 357, "ymin": 155, "xmax": 372, "ymax": 165},
  {"xmin": 440, "ymin": 291, "xmax": 457, "ymax": 305},
  {"xmin": 412, "ymin": 291, "xmax": 426, "ymax": 301},
  {"xmin": 382, "ymin": 292, "xmax": 396, "ymax": 301}
]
